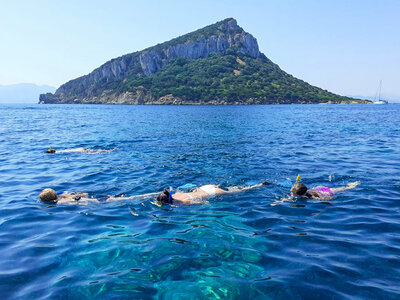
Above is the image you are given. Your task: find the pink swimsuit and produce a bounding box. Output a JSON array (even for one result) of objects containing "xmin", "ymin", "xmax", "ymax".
[{"xmin": 312, "ymin": 186, "xmax": 334, "ymax": 197}]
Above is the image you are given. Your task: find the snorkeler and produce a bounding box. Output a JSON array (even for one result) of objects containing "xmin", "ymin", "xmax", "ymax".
[
  {"xmin": 155, "ymin": 182, "xmax": 269, "ymax": 205},
  {"xmin": 45, "ymin": 147, "xmax": 116, "ymax": 154},
  {"xmin": 46, "ymin": 146, "xmax": 56, "ymax": 153},
  {"xmin": 290, "ymin": 181, "xmax": 361, "ymax": 201},
  {"xmin": 39, "ymin": 188, "xmax": 98, "ymax": 204},
  {"xmin": 270, "ymin": 179, "xmax": 360, "ymax": 206}
]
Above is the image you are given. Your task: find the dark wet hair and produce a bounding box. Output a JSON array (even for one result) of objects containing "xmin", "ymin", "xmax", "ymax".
[
  {"xmin": 291, "ymin": 182, "xmax": 308, "ymax": 196},
  {"xmin": 156, "ymin": 189, "xmax": 171, "ymax": 204}
]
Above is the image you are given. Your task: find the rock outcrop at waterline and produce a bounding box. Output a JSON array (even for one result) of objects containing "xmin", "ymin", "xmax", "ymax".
[{"xmin": 40, "ymin": 18, "xmax": 370, "ymax": 105}]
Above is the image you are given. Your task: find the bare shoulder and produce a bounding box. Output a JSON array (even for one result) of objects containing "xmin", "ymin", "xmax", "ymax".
[
  {"xmin": 57, "ymin": 193, "xmax": 98, "ymax": 204},
  {"xmin": 56, "ymin": 194, "xmax": 75, "ymax": 203}
]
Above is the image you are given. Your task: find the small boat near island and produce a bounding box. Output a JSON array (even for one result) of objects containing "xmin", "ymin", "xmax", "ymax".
[{"xmin": 373, "ymin": 80, "xmax": 388, "ymax": 104}]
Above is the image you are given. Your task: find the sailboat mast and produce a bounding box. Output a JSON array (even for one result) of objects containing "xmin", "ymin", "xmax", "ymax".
[{"xmin": 379, "ymin": 80, "xmax": 382, "ymax": 101}]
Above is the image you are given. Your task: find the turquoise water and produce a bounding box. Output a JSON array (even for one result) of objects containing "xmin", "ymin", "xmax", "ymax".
[{"xmin": 0, "ymin": 104, "xmax": 400, "ymax": 299}]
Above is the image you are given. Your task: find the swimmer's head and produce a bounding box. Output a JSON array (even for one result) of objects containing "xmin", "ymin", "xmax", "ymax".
[
  {"xmin": 46, "ymin": 146, "xmax": 56, "ymax": 154},
  {"xmin": 39, "ymin": 188, "xmax": 58, "ymax": 202},
  {"xmin": 291, "ymin": 182, "xmax": 308, "ymax": 196},
  {"xmin": 156, "ymin": 189, "xmax": 171, "ymax": 204}
]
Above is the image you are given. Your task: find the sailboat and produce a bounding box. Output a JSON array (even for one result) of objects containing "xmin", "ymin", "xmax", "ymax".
[{"xmin": 373, "ymin": 80, "xmax": 388, "ymax": 104}]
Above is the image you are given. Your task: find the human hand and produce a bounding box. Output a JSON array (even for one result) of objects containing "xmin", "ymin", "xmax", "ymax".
[{"xmin": 348, "ymin": 181, "xmax": 361, "ymax": 188}]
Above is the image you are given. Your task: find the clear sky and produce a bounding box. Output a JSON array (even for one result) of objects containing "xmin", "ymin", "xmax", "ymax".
[{"xmin": 1, "ymin": 0, "xmax": 399, "ymax": 100}]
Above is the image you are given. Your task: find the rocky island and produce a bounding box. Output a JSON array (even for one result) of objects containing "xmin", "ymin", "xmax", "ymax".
[{"xmin": 40, "ymin": 18, "xmax": 370, "ymax": 105}]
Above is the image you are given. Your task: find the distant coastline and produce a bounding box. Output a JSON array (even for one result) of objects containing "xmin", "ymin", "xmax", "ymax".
[
  {"xmin": 0, "ymin": 83, "xmax": 55, "ymax": 103},
  {"xmin": 38, "ymin": 100, "xmax": 372, "ymax": 105}
]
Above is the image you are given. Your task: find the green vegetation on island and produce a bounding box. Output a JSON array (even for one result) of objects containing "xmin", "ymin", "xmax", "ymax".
[{"xmin": 113, "ymin": 50, "xmax": 358, "ymax": 104}]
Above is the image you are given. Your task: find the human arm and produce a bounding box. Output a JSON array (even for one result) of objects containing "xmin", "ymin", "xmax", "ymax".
[
  {"xmin": 330, "ymin": 181, "xmax": 360, "ymax": 194},
  {"xmin": 270, "ymin": 196, "xmax": 293, "ymax": 206},
  {"xmin": 224, "ymin": 182, "xmax": 269, "ymax": 194},
  {"xmin": 106, "ymin": 191, "xmax": 161, "ymax": 202}
]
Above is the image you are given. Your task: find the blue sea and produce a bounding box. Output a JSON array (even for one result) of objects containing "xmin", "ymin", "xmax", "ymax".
[{"xmin": 0, "ymin": 104, "xmax": 399, "ymax": 299}]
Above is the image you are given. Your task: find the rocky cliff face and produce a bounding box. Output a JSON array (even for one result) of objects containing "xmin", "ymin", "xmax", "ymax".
[
  {"xmin": 139, "ymin": 22, "xmax": 259, "ymax": 75},
  {"xmin": 40, "ymin": 18, "xmax": 260, "ymax": 103}
]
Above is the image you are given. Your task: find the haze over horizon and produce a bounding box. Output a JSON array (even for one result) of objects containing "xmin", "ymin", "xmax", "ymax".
[{"xmin": 1, "ymin": 0, "xmax": 399, "ymax": 102}]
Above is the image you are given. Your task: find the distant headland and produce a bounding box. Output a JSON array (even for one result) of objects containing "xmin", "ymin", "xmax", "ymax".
[
  {"xmin": 0, "ymin": 83, "xmax": 55, "ymax": 103},
  {"xmin": 39, "ymin": 18, "xmax": 370, "ymax": 105}
]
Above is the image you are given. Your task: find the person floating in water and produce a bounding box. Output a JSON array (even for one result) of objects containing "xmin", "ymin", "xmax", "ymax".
[
  {"xmin": 290, "ymin": 181, "xmax": 360, "ymax": 201},
  {"xmin": 39, "ymin": 182, "xmax": 269, "ymax": 205},
  {"xmin": 155, "ymin": 182, "xmax": 269, "ymax": 205},
  {"xmin": 270, "ymin": 180, "xmax": 360, "ymax": 206},
  {"xmin": 45, "ymin": 146, "xmax": 116, "ymax": 154}
]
